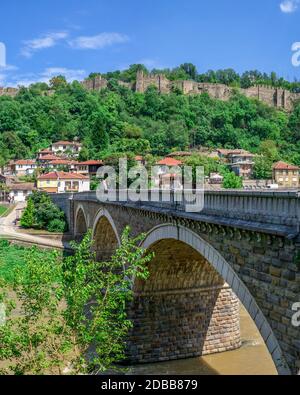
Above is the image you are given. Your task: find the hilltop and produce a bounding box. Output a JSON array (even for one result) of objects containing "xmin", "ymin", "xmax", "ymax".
[{"xmin": 0, "ymin": 63, "xmax": 300, "ymax": 171}]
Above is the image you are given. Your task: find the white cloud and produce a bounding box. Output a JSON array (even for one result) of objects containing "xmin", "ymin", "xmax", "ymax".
[
  {"xmin": 69, "ymin": 32, "xmax": 129, "ymax": 49},
  {"xmin": 5, "ymin": 67, "xmax": 86, "ymax": 87},
  {"xmin": 41, "ymin": 67, "xmax": 86, "ymax": 82},
  {"xmin": 280, "ymin": 0, "xmax": 299, "ymax": 13},
  {"xmin": 21, "ymin": 32, "xmax": 69, "ymax": 57}
]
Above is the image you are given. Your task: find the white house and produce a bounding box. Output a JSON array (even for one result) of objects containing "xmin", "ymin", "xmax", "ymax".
[
  {"xmin": 37, "ymin": 171, "xmax": 90, "ymax": 193},
  {"xmin": 9, "ymin": 183, "xmax": 35, "ymax": 202},
  {"xmin": 10, "ymin": 160, "xmax": 37, "ymax": 176},
  {"xmin": 51, "ymin": 141, "xmax": 82, "ymax": 156}
]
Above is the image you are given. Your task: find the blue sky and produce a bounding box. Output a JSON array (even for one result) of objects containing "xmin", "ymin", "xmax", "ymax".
[{"xmin": 0, "ymin": 0, "xmax": 300, "ymax": 86}]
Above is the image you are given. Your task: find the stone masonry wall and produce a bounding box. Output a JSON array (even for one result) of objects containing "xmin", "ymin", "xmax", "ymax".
[
  {"xmin": 127, "ymin": 286, "xmax": 240, "ymax": 363},
  {"xmin": 135, "ymin": 71, "xmax": 300, "ymax": 111},
  {"xmin": 127, "ymin": 238, "xmax": 241, "ymax": 362}
]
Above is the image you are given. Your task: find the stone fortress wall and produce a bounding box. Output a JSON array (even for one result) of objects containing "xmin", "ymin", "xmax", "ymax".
[
  {"xmin": 0, "ymin": 87, "xmax": 18, "ymax": 97},
  {"xmin": 135, "ymin": 70, "xmax": 300, "ymax": 111},
  {"xmin": 1, "ymin": 71, "xmax": 300, "ymax": 110}
]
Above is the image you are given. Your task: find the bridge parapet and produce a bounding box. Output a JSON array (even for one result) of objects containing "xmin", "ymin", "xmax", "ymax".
[{"xmin": 63, "ymin": 189, "xmax": 300, "ymax": 230}]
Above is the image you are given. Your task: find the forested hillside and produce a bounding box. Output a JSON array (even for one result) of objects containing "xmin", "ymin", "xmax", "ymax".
[{"xmin": 0, "ymin": 71, "xmax": 300, "ymax": 167}]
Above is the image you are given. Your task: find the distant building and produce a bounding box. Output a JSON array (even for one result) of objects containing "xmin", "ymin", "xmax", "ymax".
[
  {"xmin": 217, "ymin": 149, "xmax": 251, "ymax": 161},
  {"xmin": 9, "ymin": 183, "xmax": 36, "ymax": 202},
  {"xmin": 272, "ymin": 161, "xmax": 299, "ymax": 188},
  {"xmin": 0, "ymin": 174, "xmax": 18, "ymax": 186},
  {"xmin": 157, "ymin": 158, "xmax": 183, "ymax": 167},
  {"xmin": 51, "ymin": 141, "xmax": 82, "ymax": 156},
  {"xmin": 209, "ymin": 173, "xmax": 224, "ymax": 185},
  {"xmin": 37, "ymin": 148, "xmax": 53, "ymax": 159},
  {"xmin": 135, "ymin": 156, "xmax": 146, "ymax": 166},
  {"xmin": 75, "ymin": 160, "xmax": 103, "ymax": 177},
  {"xmin": 38, "ymin": 154, "xmax": 61, "ymax": 166},
  {"xmin": 229, "ymin": 152, "xmax": 255, "ymax": 180},
  {"xmin": 216, "ymin": 149, "xmax": 255, "ymax": 180},
  {"xmin": 48, "ymin": 159, "xmax": 78, "ymax": 172},
  {"xmin": 37, "ymin": 172, "xmax": 90, "ymax": 194},
  {"xmin": 9, "ymin": 160, "xmax": 37, "ymax": 176},
  {"xmin": 160, "ymin": 173, "xmax": 183, "ymax": 190},
  {"xmin": 154, "ymin": 158, "xmax": 183, "ymax": 189}
]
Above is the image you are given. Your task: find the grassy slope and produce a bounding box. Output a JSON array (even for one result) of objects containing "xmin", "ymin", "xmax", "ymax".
[{"xmin": 0, "ymin": 240, "xmax": 55, "ymax": 284}]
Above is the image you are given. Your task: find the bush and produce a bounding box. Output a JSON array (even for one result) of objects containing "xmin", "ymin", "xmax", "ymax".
[
  {"xmin": 20, "ymin": 199, "xmax": 35, "ymax": 228},
  {"xmin": 20, "ymin": 191, "xmax": 67, "ymax": 232},
  {"xmin": 223, "ymin": 172, "xmax": 243, "ymax": 189},
  {"xmin": 47, "ymin": 219, "xmax": 66, "ymax": 233}
]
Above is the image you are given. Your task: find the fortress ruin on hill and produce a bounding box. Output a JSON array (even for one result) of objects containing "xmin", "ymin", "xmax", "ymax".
[
  {"xmin": 1, "ymin": 70, "xmax": 300, "ymax": 110},
  {"xmin": 80, "ymin": 71, "xmax": 300, "ymax": 111},
  {"xmin": 133, "ymin": 70, "xmax": 300, "ymax": 111}
]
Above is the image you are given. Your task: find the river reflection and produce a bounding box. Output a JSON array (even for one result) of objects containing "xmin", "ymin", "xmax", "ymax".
[{"xmin": 126, "ymin": 305, "xmax": 277, "ymax": 375}]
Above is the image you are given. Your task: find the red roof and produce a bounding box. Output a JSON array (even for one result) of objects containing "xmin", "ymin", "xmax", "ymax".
[
  {"xmin": 135, "ymin": 155, "xmax": 144, "ymax": 161},
  {"xmin": 49, "ymin": 159, "xmax": 76, "ymax": 165},
  {"xmin": 157, "ymin": 158, "xmax": 183, "ymax": 166},
  {"xmin": 272, "ymin": 161, "xmax": 299, "ymax": 171},
  {"xmin": 40, "ymin": 154, "xmax": 60, "ymax": 161},
  {"xmin": 14, "ymin": 160, "xmax": 36, "ymax": 165},
  {"xmin": 77, "ymin": 160, "xmax": 103, "ymax": 165},
  {"xmin": 38, "ymin": 171, "xmax": 89, "ymax": 180}
]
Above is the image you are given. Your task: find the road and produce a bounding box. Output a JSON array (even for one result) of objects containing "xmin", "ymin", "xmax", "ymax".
[{"xmin": 0, "ymin": 203, "xmax": 71, "ymax": 250}]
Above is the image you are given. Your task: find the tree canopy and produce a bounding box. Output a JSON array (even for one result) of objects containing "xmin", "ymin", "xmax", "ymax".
[{"xmin": 0, "ymin": 70, "xmax": 300, "ymax": 167}]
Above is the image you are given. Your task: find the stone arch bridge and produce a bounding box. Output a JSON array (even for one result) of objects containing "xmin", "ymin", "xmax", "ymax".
[{"xmin": 51, "ymin": 190, "xmax": 300, "ymax": 375}]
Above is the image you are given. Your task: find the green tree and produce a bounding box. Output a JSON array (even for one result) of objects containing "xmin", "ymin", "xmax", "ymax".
[
  {"xmin": 0, "ymin": 228, "xmax": 152, "ymax": 374},
  {"xmin": 253, "ymin": 156, "xmax": 273, "ymax": 180},
  {"xmin": 20, "ymin": 199, "xmax": 35, "ymax": 228},
  {"xmin": 20, "ymin": 192, "xmax": 67, "ymax": 233},
  {"xmin": 223, "ymin": 172, "xmax": 243, "ymax": 189}
]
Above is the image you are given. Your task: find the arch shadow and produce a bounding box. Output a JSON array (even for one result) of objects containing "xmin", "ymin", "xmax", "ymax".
[
  {"xmin": 92, "ymin": 208, "xmax": 121, "ymax": 261},
  {"xmin": 74, "ymin": 205, "xmax": 88, "ymax": 242}
]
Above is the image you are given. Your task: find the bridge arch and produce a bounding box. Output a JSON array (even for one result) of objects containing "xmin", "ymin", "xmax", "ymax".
[
  {"xmin": 74, "ymin": 205, "xmax": 88, "ymax": 241},
  {"xmin": 134, "ymin": 223, "xmax": 290, "ymax": 375},
  {"xmin": 92, "ymin": 208, "xmax": 120, "ymax": 261}
]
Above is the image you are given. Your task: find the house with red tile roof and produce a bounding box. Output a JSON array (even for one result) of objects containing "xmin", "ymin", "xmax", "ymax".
[
  {"xmin": 75, "ymin": 160, "xmax": 104, "ymax": 177},
  {"xmin": 38, "ymin": 154, "xmax": 61, "ymax": 164},
  {"xmin": 37, "ymin": 148, "xmax": 53, "ymax": 159},
  {"xmin": 157, "ymin": 158, "xmax": 183, "ymax": 167},
  {"xmin": 9, "ymin": 182, "xmax": 36, "ymax": 202},
  {"xmin": 37, "ymin": 171, "xmax": 90, "ymax": 193},
  {"xmin": 272, "ymin": 161, "xmax": 299, "ymax": 188},
  {"xmin": 154, "ymin": 157, "xmax": 183, "ymax": 189},
  {"xmin": 48, "ymin": 159, "xmax": 78, "ymax": 172},
  {"xmin": 10, "ymin": 159, "xmax": 37, "ymax": 176},
  {"xmin": 51, "ymin": 140, "xmax": 82, "ymax": 156}
]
